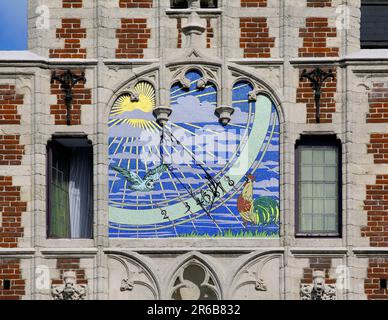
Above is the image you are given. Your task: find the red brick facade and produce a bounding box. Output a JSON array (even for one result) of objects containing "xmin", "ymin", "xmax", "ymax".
[
  {"xmin": 0, "ymin": 135, "xmax": 24, "ymax": 166},
  {"xmin": 50, "ymin": 70, "xmax": 92, "ymax": 125},
  {"xmin": 365, "ymin": 258, "xmax": 388, "ymax": 300},
  {"xmin": 368, "ymin": 134, "xmax": 388, "ymax": 164},
  {"xmin": 0, "ymin": 85, "xmax": 24, "ymax": 125},
  {"xmin": 240, "ymin": 17, "xmax": 275, "ymax": 58},
  {"xmin": 116, "ymin": 18, "xmax": 151, "ymax": 59},
  {"xmin": 362, "ymin": 175, "xmax": 388, "ymax": 247},
  {"xmin": 0, "ymin": 259, "xmax": 25, "ymax": 300},
  {"xmin": 177, "ymin": 18, "xmax": 182, "ymax": 49},
  {"xmin": 206, "ymin": 18, "xmax": 214, "ymax": 49},
  {"xmin": 52, "ymin": 259, "xmax": 88, "ymax": 286},
  {"xmin": 49, "ymin": 19, "xmax": 87, "ymax": 59},
  {"xmin": 301, "ymin": 257, "xmax": 336, "ymax": 285},
  {"xmin": 119, "ymin": 0, "xmax": 153, "ymax": 8},
  {"xmin": 367, "ymin": 82, "xmax": 388, "ymax": 123},
  {"xmin": 0, "ymin": 176, "xmax": 26, "ymax": 249},
  {"xmin": 307, "ymin": 0, "xmax": 332, "ymax": 7},
  {"xmin": 241, "ymin": 0, "xmax": 267, "ymax": 7},
  {"xmin": 63, "ymin": 0, "xmax": 83, "ymax": 8},
  {"xmin": 299, "ymin": 17, "xmax": 338, "ymax": 58},
  {"xmin": 296, "ymin": 68, "xmax": 337, "ymax": 124}
]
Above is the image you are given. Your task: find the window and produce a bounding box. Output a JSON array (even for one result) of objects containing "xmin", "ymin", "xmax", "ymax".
[
  {"xmin": 47, "ymin": 135, "xmax": 93, "ymax": 239},
  {"xmin": 170, "ymin": 0, "xmax": 218, "ymax": 9},
  {"xmin": 361, "ymin": 0, "xmax": 388, "ymax": 48},
  {"xmin": 295, "ymin": 135, "xmax": 342, "ymax": 237}
]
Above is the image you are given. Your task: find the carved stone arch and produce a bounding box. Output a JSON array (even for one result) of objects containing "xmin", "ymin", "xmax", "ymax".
[
  {"xmin": 107, "ymin": 252, "xmax": 160, "ymax": 300},
  {"xmin": 228, "ymin": 251, "xmax": 284, "ymax": 300},
  {"xmin": 104, "ymin": 64, "xmax": 160, "ymax": 120},
  {"xmin": 228, "ymin": 63, "xmax": 285, "ymax": 124},
  {"xmin": 169, "ymin": 64, "xmax": 220, "ymax": 92},
  {"xmin": 166, "ymin": 252, "xmax": 223, "ymax": 300}
]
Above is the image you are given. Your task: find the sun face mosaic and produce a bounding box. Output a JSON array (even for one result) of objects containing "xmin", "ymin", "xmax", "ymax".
[{"xmin": 108, "ymin": 70, "xmax": 280, "ymax": 238}]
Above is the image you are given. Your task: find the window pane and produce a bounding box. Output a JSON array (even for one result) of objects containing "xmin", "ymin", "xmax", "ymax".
[
  {"xmin": 301, "ymin": 166, "xmax": 313, "ymax": 180},
  {"xmin": 48, "ymin": 138, "xmax": 93, "ymax": 239},
  {"xmin": 302, "ymin": 183, "xmax": 313, "ymax": 197},
  {"xmin": 361, "ymin": 2, "xmax": 388, "ymax": 48},
  {"xmin": 325, "ymin": 199, "xmax": 336, "ymax": 214},
  {"xmin": 300, "ymin": 215, "xmax": 313, "ymax": 232},
  {"xmin": 325, "ymin": 166, "xmax": 337, "ymax": 182},
  {"xmin": 313, "ymin": 183, "xmax": 324, "ymax": 197},
  {"xmin": 301, "ymin": 149, "xmax": 313, "ymax": 164},
  {"xmin": 325, "ymin": 183, "xmax": 336, "ymax": 197},
  {"xmin": 325, "ymin": 149, "xmax": 337, "ymax": 164},
  {"xmin": 325, "ymin": 216, "xmax": 337, "ymax": 231},
  {"xmin": 313, "ymin": 199, "xmax": 324, "ymax": 214},
  {"xmin": 312, "ymin": 215, "xmax": 324, "ymax": 231},
  {"xmin": 313, "ymin": 149, "xmax": 325, "ymax": 164},
  {"xmin": 313, "ymin": 166, "xmax": 324, "ymax": 181},
  {"xmin": 302, "ymin": 199, "xmax": 313, "ymax": 214},
  {"xmin": 298, "ymin": 140, "xmax": 340, "ymax": 235}
]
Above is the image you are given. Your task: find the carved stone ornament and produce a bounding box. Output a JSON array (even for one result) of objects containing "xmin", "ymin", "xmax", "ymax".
[
  {"xmin": 300, "ymin": 270, "xmax": 336, "ymax": 300},
  {"xmin": 153, "ymin": 106, "xmax": 173, "ymax": 126},
  {"xmin": 215, "ymin": 105, "xmax": 235, "ymax": 126},
  {"xmin": 255, "ymin": 278, "xmax": 267, "ymax": 292},
  {"xmin": 181, "ymin": 2, "xmax": 206, "ymax": 49},
  {"xmin": 51, "ymin": 271, "xmax": 87, "ymax": 300},
  {"xmin": 120, "ymin": 278, "xmax": 134, "ymax": 292},
  {"xmin": 171, "ymin": 261, "xmax": 220, "ymax": 300}
]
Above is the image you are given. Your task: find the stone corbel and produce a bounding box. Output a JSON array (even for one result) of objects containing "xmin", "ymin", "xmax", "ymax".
[
  {"xmin": 197, "ymin": 77, "xmax": 210, "ymax": 90},
  {"xmin": 300, "ymin": 270, "xmax": 336, "ymax": 300},
  {"xmin": 121, "ymin": 86, "xmax": 140, "ymax": 102},
  {"xmin": 153, "ymin": 106, "xmax": 173, "ymax": 126},
  {"xmin": 215, "ymin": 105, "xmax": 234, "ymax": 126},
  {"xmin": 178, "ymin": 75, "xmax": 192, "ymax": 90},
  {"xmin": 248, "ymin": 83, "xmax": 265, "ymax": 102},
  {"xmin": 51, "ymin": 271, "xmax": 87, "ymax": 300}
]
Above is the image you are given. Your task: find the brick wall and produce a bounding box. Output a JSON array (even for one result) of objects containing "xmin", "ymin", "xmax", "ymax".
[
  {"xmin": 177, "ymin": 18, "xmax": 182, "ymax": 49},
  {"xmin": 240, "ymin": 17, "xmax": 275, "ymax": 58},
  {"xmin": 362, "ymin": 175, "xmax": 388, "ymax": 247},
  {"xmin": 296, "ymin": 68, "xmax": 337, "ymax": 124},
  {"xmin": 365, "ymin": 258, "xmax": 388, "ymax": 300},
  {"xmin": 307, "ymin": 0, "xmax": 332, "ymax": 7},
  {"xmin": 119, "ymin": 0, "xmax": 153, "ymax": 8},
  {"xmin": 241, "ymin": 0, "xmax": 267, "ymax": 7},
  {"xmin": 63, "ymin": 0, "xmax": 83, "ymax": 8},
  {"xmin": 52, "ymin": 259, "xmax": 88, "ymax": 287},
  {"xmin": 301, "ymin": 257, "xmax": 336, "ymax": 285},
  {"xmin": 367, "ymin": 82, "xmax": 388, "ymax": 123},
  {"xmin": 299, "ymin": 17, "xmax": 339, "ymax": 58},
  {"xmin": 49, "ymin": 19, "xmax": 87, "ymax": 59},
  {"xmin": 206, "ymin": 18, "xmax": 214, "ymax": 49},
  {"xmin": 0, "ymin": 176, "xmax": 26, "ymax": 249},
  {"xmin": 0, "ymin": 259, "xmax": 25, "ymax": 300},
  {"xmin": 116, "ymin": 19, "xmax": 151, "ymax": 59},
  {"xmin": 0, "ymin": 85, "xmax": 23, "ymax": 125},
  {"xmin": 50, "ymin": 70, "xmax": 92, "ymax": 125},
  {"xmin": 0, "ymin": 135, "xmax": 24, "ymax": 166},
  {"xmin": 367, "ymin": 134, "xmax": 388, "ymax": 164}
]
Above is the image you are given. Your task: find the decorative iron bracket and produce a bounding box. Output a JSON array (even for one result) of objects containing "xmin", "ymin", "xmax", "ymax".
[
  {"xmin": 51, "ymin": 70, "xmax": 86, "ymax": 125},
  {"xmin": 300, "ymin": 68, "xmax": 334, "ymax": 123}
]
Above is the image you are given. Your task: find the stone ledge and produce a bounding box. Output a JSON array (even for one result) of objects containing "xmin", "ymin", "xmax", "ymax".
[
  {"xmin": 40, "ymin": 248, "xmax": 98, "ymax": 258},
  {"xmin": 229, "ymin": 58, "xmax": 284, "ymax": 65},
  {"xmin": 290, "ymin": 247, "xmax": 348, "ymax": 257},
  {"xmin": 353, "ymin": 247, "xmax": 388, "ymax": 257},
  {"xmin": 0, "ymin": 248, "xmax": 36, "ymax": 257},
  {"xmin": 104, "ymin": 247, "xmax": 285, "ymax": 254}
]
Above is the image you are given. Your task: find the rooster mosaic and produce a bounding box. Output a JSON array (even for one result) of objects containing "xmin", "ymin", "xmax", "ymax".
[{"xmin": 237, "ymin": 175, "xmax": 280, "ymax": 226}]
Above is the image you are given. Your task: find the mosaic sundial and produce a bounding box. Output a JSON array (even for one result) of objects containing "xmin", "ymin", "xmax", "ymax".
[{"xmin": 108, "ymin": 70, "xmax": 280, "ymax": 238}]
